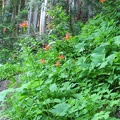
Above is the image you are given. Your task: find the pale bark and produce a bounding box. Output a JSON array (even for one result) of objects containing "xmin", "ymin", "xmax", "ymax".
[
  {"xmin": 70, "ymin": 0, "xmax": 74, "ymax": 9},
  {"xmin": 2, "ymin": 0, "xmax": 4, "ymax": 8},
  {"xmin": 39, "ymin": 0, "xmax": 48, "ymax": 36},
  {"xmin": 4, "ymin": 0, "xmax": 10, "ymax": 21},
  {"xmin": 33, "ymin": 4, "xmax": 38, "ymax": 30},
  {"xmin": 27, "ymin": 3, "xmax": 32, "ymax": 34},
  {"xmin": 88, "ymin": 5, "xmax": 93, "ymax": 20},
  {"xmin": 2, "ymin": 0, "xmax": 5, "ymax": 15}
]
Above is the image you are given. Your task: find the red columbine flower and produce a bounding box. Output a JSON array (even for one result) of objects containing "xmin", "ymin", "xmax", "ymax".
[
  {"xmin": 64, "ymin": 32, "xmax": 72, "ymax": 40},
  {"xmin": 19, "ymin": 21, "xmax": 28, "ymax": 28},
  {"xmin": 41, "ymin": 59, "xmax": 46, "ymax": 64},
  {"xmin": 100, "ymin": 0, "xmax": 106, "ymax": 3},
  {"xmin": 55, "ymin": 61, "xmax": 61, "ymax": 66},
  {"xmin": 58, "ymin": 55, "xmax": 64, "ymax": 60},
  {"xmin": 43, "ymin": 45, "xmax": 50, "ymax": 50}
]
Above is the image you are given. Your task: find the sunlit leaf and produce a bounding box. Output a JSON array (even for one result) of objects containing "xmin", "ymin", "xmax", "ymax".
[
  {"xmin": 50, "ymin": 102, "xmax": 70, "ymax": 116},
  {"xmin": 75, "ymin": 42, "xmax": 85, "ymax": 52},
  {"xmin": 113, "ymin": 36, "xmax": 120, "ymax": 45},
  {"xmin": 0, "ymin": 88, "xmax": 14, "ymax": 102},
  {"xmin": 49, "ymin": 83, "xmax": 57, "ymax": 92},
  {"xmin": 106, "ymin": 54, "xmax": 116, "ymax": 65},
  {"xmin": 91, "ymin": 53, "xmax": 105, "ymax": 67},
  {"xmin": 99, "ymin": 61, "xmax": 108, "ymax": 69}
]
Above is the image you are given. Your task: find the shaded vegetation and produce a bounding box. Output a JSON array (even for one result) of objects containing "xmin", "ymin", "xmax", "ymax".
[{"xmin": 0, "ymin": 0, "xmax": 120, "ymax": 120}]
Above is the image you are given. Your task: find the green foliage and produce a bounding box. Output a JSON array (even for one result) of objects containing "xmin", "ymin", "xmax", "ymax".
[
  {"xmin": 47, "ymin": 6, "xmax": 70, "ymax": 38},
  {"xmin": 0, "ymin": 63, "xmax": 22, "ymax": 80},
  {"xmin": 0, "ymin": 1, "xmax": 120, "ymax": 120},
  {"xmin": 16, "ymin": 9, "xmax": 28, "ymax": 22}
]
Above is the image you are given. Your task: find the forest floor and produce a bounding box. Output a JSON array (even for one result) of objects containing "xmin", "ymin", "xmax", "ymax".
[
  {"xmin": 0, "ymin": 80, "xmax": 10, "ymax": 92},
  {"xmin": 0, "ymin": 80, "xmax": 10, "ymax": 120}
]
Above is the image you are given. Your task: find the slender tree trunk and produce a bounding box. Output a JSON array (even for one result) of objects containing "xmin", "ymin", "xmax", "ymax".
[
  {"xmin": 27, "ymin": 3, "xmax": 33, "ymax": 34},
  {"xmin": 2, "ymin": 0, "xmax": 5, "ymax": 15},
  {"xmin": 69, "ymin": 0, "xmax": 74, "ymax": 34},
  {"xmin": 88, "ymin": 5, "xmax": 93, "ymax": 20},
  {"xmin": 33, "ymin": 4, "xmax": 38, "ymax": 31},
  {"xmin": 39, "ymin": 0, "xmax": 48, "ymax": 36},
  {"xmin": 4, "ymin": 0, "xmax": 10, "ymax": 21}
]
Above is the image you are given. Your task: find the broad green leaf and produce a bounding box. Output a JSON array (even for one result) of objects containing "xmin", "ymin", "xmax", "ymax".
[
  {"xmin": 76, "ymin": 57, "xmax": 89, "ymax": 69},
  {"xmin": 43, "ymin": 99, "xmax": 61, "ymax": 105},
  {"xmin": 60, "ymin": 73, "xmax": 68, "ymax": 78},
  {"xmin": 75, "ymin": 42, "xmax": 85, "ymax": 52},
  {"xmin": 0, "ymin": 88, "xmax": 14, "ymax": 102},
  {"xmin": 53, "ymin": 99, "xmax": 61, "ymax": 103},
  {"xmin": 91, "ymin": 53, "xmax": 105, "ymax": 67},
  {"xmin": 92, "ymin": 111, "xmax": 110, "ymax": 120},
  {"xmin": 26, "ymin": 98, "xmax": 33, "ymax": 106},
  {"xmin": 16, "ymin": 82, "xmax": 31, "ymax": 92},
  {"xmin": 43, "ymin": 99, "xmax": 51, "ymax": 105},
  {"xmin": 113, "ymin": 36, "xmax": 120, "ymax": 45},
  {"xmin": 92, "ymin": 46, "xmax": 105, "ymax": 53},
  {"xmin": 49, "ymin": 83, "xmax": 57, "ymax": 92},
  {"xmin": 110, "ymin": 100, "xmax": 120, "ymax": 107},
  {"xmin": 76, "ymin": 57, "xmax": 86, "ymax": 65},
  {"xmin": 107, "ymin": 75, "xmax": 114, "ymax": 84},
  {"xmin": 50, "ymin": 102, "xmax": 70, "ymax": 116},
  {"xmin": 99, "ymin": 61, "xmax": 108, "ymax": 69},
  {"xmin": 60, "ymin": 82, "xmax": 71, "ymax": 91},
  {"xmin": 106, "ymin": 54, "xmax": 116, "ymax": 65}
]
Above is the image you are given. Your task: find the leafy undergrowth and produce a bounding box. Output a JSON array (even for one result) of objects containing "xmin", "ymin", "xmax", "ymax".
[
  {"xmin": 0, "ymin": 63, "xmax": 22, "ymax": 81},
  {"xmin": 0, "ymin": 12, "xmax": 120, "ymax": 120}
]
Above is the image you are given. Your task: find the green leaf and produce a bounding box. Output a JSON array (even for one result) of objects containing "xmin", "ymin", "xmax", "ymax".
[
  {"xmin": 53, "ymin": 99, "xmax": 61, "ymax": 103},
  {"xmin": 76, "ymin": 57, "xmax": 86, "ymax": 65},
  {"xmin": 75, "ymin": 42, "xmax": 85, "ymax": 52},
  {"xmin": 107, "ymin": 75, "xmax": 114, "ymax": 84},
  {"xmin": 106, "ymin": 54, "xmax": 116, "ymax": 65},
  {"xmin": 92, "ymin": 46, "xmax": 105, "ymax": 54},
  {"xmin": 91, "ymin": 53, "xmax": 105, "ymax": 67},
  {"xmin": 60, "ymin": 73, "xmax": 68, "ymax": 78},
  {"xmin": 110, "ymin": 100, "xmax": 120, "ymax": 107},
  {"xmin": 0, "ymin": 88, "xmax": 14, "ymax": 102},
  {"xmin": 99, "ymin": 61, "xmax": 108, "ymax": 69},
  {"xmin": 92, "ymin": 111, "xmax": 110, "ymax": 120},
  {"xmin": 113, "ymin": 36, "xmax": 120, "ymax": 45},
  {"xmin": 49, "ymin": 83, "xmax": 57, "ymax": 92},
  {"xmin": 16, "ymin": 82, "xmax": 31, "ymax": 92},
  {"xmin": 50, "ymin": 102, "xmax": 70, "ymax": 116}
]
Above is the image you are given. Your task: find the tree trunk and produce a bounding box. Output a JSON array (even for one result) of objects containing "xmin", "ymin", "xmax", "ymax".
[
  {"xmin": 2, "ymin": 0, "xmax": 5, "ymax": 15},
  {"xmin": 39, "ymin": 0, "xmax": 48, "ymax": 36},
  {"xmin": 27, "ymin": 2, "xmax": 33, "ymax": 34},
  {"xmin": 4, "ymin": 0, "xmax": 10, "ymax": 21},
  {"xmin": 88, "ymin": 5, "xmax": 93, "ymax": 20},
  {"xmin": 33, "ymin": 4, "xmax": 38, "ymax": 31}
]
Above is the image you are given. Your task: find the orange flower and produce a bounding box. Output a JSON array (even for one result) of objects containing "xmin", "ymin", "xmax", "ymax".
[
  {"xmin": 40, "ymin": 59, "xmax": 46, "ymax": 64},
  {"xmin": 64, "ymin": 32, "xmax": 72, "ymax": 40},
  {"xmin": 43, "ymin": 45, "xmax": 50, "ymax": 50},
  {"xmin": 58, "ymin": 55, "xmax": 64, "ymax": 60},
  {"xmin": 19, "ymin": 21, "xmax": 28, "ymax": 28},
  {"xmin": 100, "ymin": 0, "xmax": 106, "ymax": 3},
  {"xmin": 55, "ymin": 61, "xmax": 61, "ymax": 66}
]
